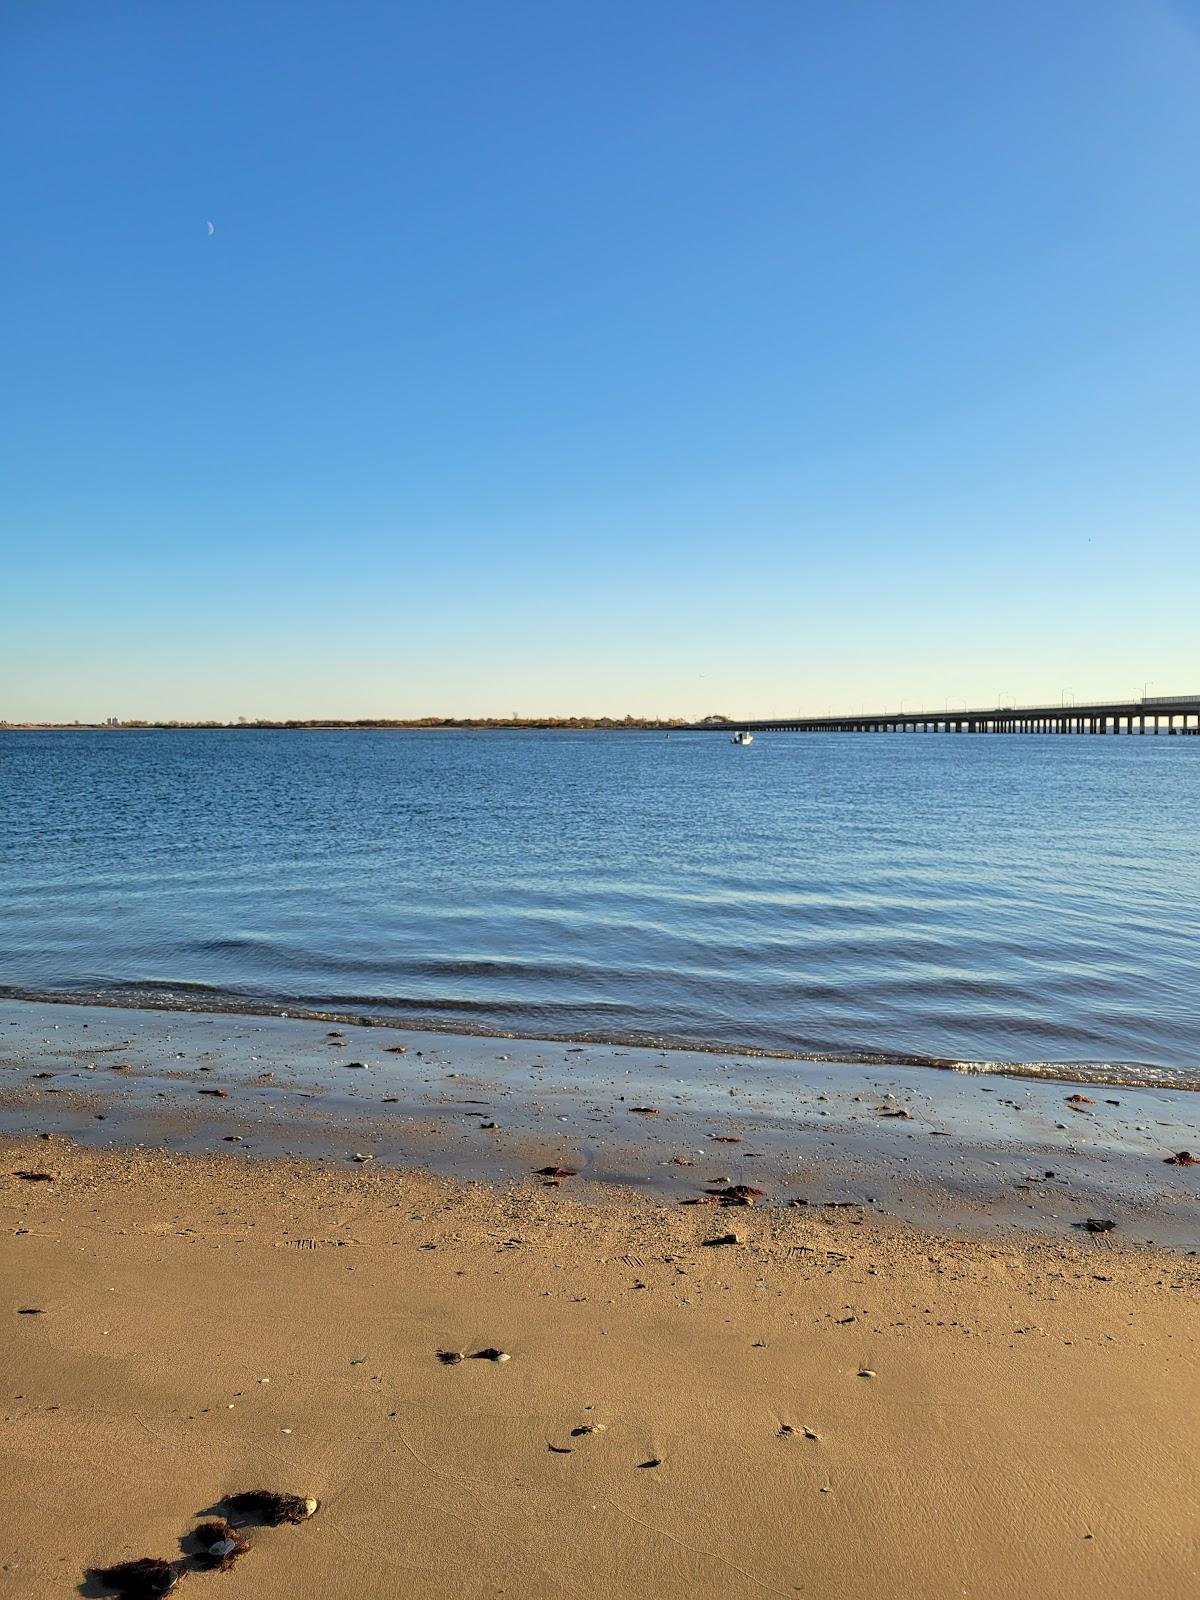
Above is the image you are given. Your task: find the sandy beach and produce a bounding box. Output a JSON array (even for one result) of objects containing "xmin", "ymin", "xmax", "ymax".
[
  {"xmin": 9, "ymin": 0, "xmax": 1200, "ymax": 1592},
  {"xmin": 4, "ymin": 1129, "xmax": 1198, "ymax": 1599}
]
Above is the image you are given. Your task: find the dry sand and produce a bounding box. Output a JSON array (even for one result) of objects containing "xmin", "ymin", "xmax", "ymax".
[{"xmin": 2, "ymin": 1136, "xmax": 1198, "ymax": 1599}]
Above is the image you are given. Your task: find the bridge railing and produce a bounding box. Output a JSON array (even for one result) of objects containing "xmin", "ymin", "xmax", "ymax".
[
  {"xmin": 708, "ymin": 696, "xmax": 1200, "ymax": 729},
  {"xmin": 809, "ymin": 697, "xmax": 1199, "ymax": 721}
]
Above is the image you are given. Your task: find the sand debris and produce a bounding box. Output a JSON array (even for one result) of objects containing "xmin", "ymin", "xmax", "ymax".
[
  {"xmin": 1164, "ymin": 1151, "xmax": 1198, "ymax": 1166},
  {"xmin": 703, "ymin": 1233, "xmax": 742, "ymax": 1246},
  {"xmin": 223, "ymin": 1489, "xmax": 318, "ymax": 1526},
  {"xmin": 1081, "ymin": 1218, "xmax": 1116, "ymax": 1233},
  {"xmin": 534, "ymin": 1166, "xmax": 577, "ymax": 1179},
  {"xmin": 352, "ymin": 1152, "xmax": 374, "ymax": 1163},
  {"xmin": 630, "ymin": 1106, "xmax": 658, "ymax": 1115},
  {"xmin": 437, "ymin": 1349, "xmax": 465, "ymax": 1365},
  {"xmin": 1065, "ymin": 1094, "xmax": 1094, "ymax": 1106},
  {"xmin": 197, "ymin": 1088, "xmax": 227, "ymax": 1097},
  {"xmin": 858, "ymin": 1368, "xmax": 876, "ymax": 1378},
  {"xmin": 707, "ymin": 1184, "xmax": 765, "ymax": 1205},
  {"xmin": 193, "ymin": 1520, "xmax": 249, "ymax": 1571},
  {"xmin": 775, "ymin": 1420, "xmax": 821, "ymax": 1440},
  {"xmin": 92, "ymin": 1556, "xmax": 180, "ymax": 1597},
  {"xmin": 17, "ymin": 1306, "xmax": 43, "ymax": 1315},
  {"xmin": 471, "ymin": 1347, "xmax": 511, "ymax": 1362},
  {"xmin": 710, "ymin": 1135, "xmax": 742, "ymax": 1143},
  {"xmin": 384, "ymin": 1045, "xmax": 407, "ymax": 1054},
  {"xmin": 877, "ymin": 1106, "xmax": 912, "ymax": 1119},
  {"xmin": 12, "ymin": 1171, "xmax": 54, "ymax": 1182},
  {"xmin": 548, "ymin": 1444, "xmax": 573, "ymax": 1453},
  {"xmin": 571, "ymin": 1423, "xmax": 607, "ymax": 1436}
]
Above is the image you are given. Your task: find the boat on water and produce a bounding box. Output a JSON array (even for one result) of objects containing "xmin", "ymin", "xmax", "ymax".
[{"xmin": 730, "ymin": 730, "xmax": 753, "ymax": 745}]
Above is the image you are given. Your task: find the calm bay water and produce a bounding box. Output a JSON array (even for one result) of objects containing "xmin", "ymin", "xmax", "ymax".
[{"xmin": 1, "ymin": 729, "xmax": 1197, "ymax": 1083}]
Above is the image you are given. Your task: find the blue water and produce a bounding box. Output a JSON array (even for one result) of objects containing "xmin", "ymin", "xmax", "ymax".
[{"xmin": 1, "ymin": 729, "xmax": 1197, "ymax": 1082}]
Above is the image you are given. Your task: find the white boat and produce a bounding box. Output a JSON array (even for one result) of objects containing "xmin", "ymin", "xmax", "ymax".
[{"xmin": 730, "ymin": 730, "xmax": 753, "ymax": 745}]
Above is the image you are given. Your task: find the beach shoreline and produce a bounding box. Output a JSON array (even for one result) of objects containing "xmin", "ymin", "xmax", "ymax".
[
  {"xmin": 4, "ymin": 1003, "xmax": 1197, "ymax": 1593},
  {"xmin": 3, "ymin": 982, "xmax": 1197, "ymax": 1089},
  {"xmin": 2, "ymin": 999, "xmax": 1197, "ymax": 1251}
]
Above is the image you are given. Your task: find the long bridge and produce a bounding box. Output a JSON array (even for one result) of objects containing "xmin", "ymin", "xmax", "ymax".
[{"xmin": 693, "ymin": 694, "xmax": 1200, "ymax": 736}]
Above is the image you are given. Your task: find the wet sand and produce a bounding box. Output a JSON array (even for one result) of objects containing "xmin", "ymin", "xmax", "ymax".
[
  {"xmin": 3, "ymin": 1136, "xmax": 1198, "ymax": 1599},
  {"xmin": 2, "ymin": 1000, "xmax": 1198, "ymax": 1248}
]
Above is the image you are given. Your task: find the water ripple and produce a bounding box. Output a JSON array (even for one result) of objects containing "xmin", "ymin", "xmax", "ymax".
[{"xmin": 1, "ymin": 728, "xmax": 1197, "ymax": 1083}]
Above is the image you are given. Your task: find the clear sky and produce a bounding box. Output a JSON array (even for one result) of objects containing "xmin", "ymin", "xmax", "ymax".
[{"xmin": 2, "ymin": 1, "xmax": 1197, "ymax": 722}]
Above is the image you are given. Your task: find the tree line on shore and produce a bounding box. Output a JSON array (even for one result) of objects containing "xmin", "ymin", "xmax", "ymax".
[{"xmin": 3, "ymin": 714, "xmax": 737, "ymax": 731}]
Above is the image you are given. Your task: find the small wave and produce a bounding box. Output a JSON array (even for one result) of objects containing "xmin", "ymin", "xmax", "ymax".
[
  {"xmin": 106, "ymin": 977, "xmax": 226, "ymax": 996},
  {"xmin": 0, "ymin": 982, "xmax": 1195, "ymax": 1092},
  {"xmin": 945, "ymin": 1058, "xmax": 1199, "ymax": 1092}
]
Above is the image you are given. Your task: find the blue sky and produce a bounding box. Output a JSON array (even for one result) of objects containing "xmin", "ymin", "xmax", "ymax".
[{"xmin": 3, "ymin": 1, "xmax": 1197, "ymax": 720}]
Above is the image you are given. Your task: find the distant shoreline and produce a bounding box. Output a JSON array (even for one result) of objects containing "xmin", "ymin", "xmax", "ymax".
[{"xmin": 1, "ymin": 718, "xmax": 709, "ymax": 732}]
